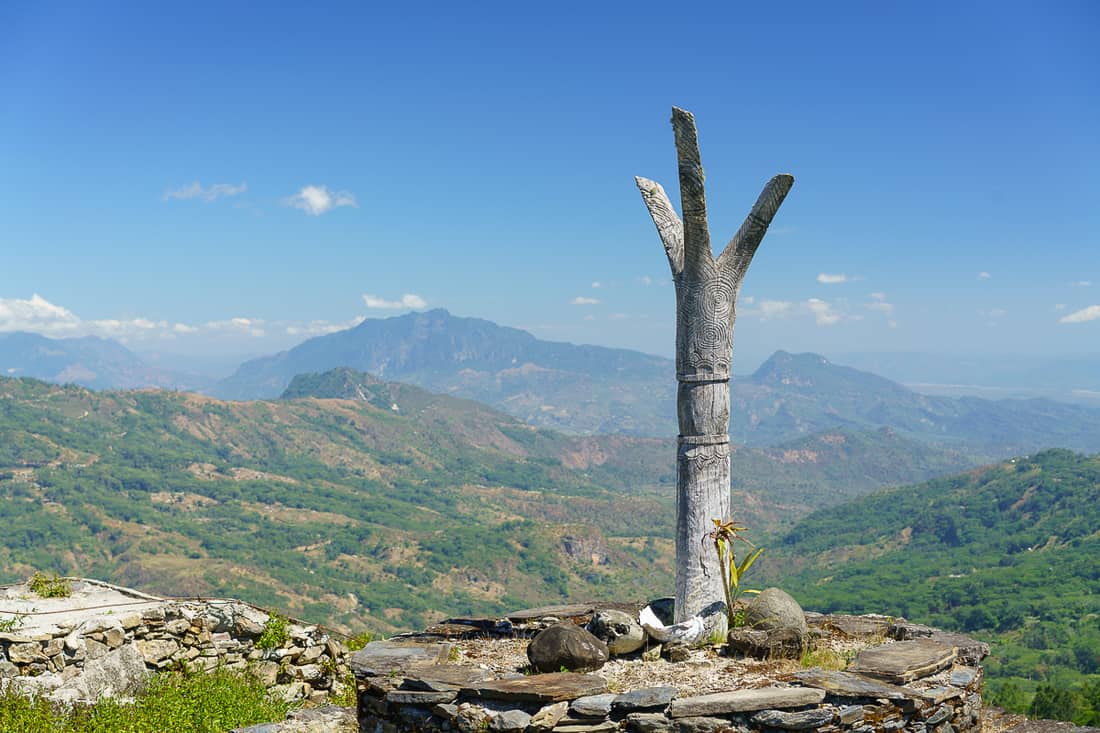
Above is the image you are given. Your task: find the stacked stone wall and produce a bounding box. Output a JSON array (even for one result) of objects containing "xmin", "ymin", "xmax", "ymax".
[{"xmin": 0, "ymin": 597, "xmax": 348, "ymax": 704}]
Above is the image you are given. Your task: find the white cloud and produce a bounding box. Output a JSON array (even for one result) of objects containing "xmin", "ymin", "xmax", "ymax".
[
  {"xmin": 1060, "ymin": 305, "xmax": 1100, "ymax": 324},
  {"xmin": 1073, "ymin": 280, "xmax": 1093, "ymax": 287},
  {"xmin": 609, "ymin": 313, "xmax": 629, "ymax": 320},
  {"xmin": 757, "ymin": 300, "xmax": 794, "ymax": 319},
  {"xmin": 362, "ymin": 293, "xmax": 427, "ymax": 310},
  {"xmin": 583, "ymin": 314, "xmax": 596, "ymax": 321},
  {"xmin": 0, "ymin": 294, "xmax": 81, "ymax": 334},
  {"xmin": 978, "ymin": 308, "xmax": 1007, "ymax": 320},
  {"xmin": 591, "ymin": 281, "xmax": 602, "ymax": 289},
  {"xmin": 1054, "ymin": 303, "xmax": 1067, "ymax": 311},
  {"xmin": 806, "ymin": 298, "xmax": 842, "ymax": 326},
  {"xmin": 638, "ymin": 276, "xmax": 653, "ymax": 286},
  {"xmin": 203, "ymin": 317, "xmax": 266, "ymax": 337},
  {"xmin": 870, "ymin": 292, "xmax": 887, "ymax": 301},
  {"xmin": 283, "ymin": 185, "xmax": 357, "ymax": 216},
  {"xmin": 286, "ymin": 316, "xmax": 366, "ymax": 336},
  {"xmin": 816, "ymin": 273, "xmax": 852, "ymax": 285},
  {"xmin": 163, "ymin": 181, "xmax": 247, "ymax": 202},
  {"xmin": 978, "ymin": 271, "xmax": 992, "ymax": 280},
  {"xmin": 570, "ymin": 296, "xmax": 600, "ymax": 305},
  {"xmin": 173, "ymin": 323, "xmax": 199, "ymax": 334}
]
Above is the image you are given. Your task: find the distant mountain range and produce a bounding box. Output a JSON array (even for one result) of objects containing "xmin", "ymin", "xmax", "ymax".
[
  {"xmin": 0, "ymin": 331, "xmax": 211, "ymax": 392},
  {"xmin": 215, "ymin": 309, "xmax": 674, "ymax": 435},
  {"xmin": 213, "ymin": 309, "xmax": 1100, "ymax": 456},
  {"xmin": 8, "ymin": 312, "xmax": 1100, "ymax": 461}
]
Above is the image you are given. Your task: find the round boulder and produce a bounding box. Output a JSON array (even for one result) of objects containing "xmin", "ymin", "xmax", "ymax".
[
  {"xmin": 527, "ymin": 623, "xmax": 609, "ymax": 672},
  {"xmin": 587, "ymin": 610, "xmax": 646, "ymax": 655},
  {"xmin": 735, "ymin": 588, "xmax": 808, "ymax": 659}
]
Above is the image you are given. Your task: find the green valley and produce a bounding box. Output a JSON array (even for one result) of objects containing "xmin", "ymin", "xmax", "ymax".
[{"xmin": 770, "ymin": 448, "xmax": 1100, "ymax": 723}]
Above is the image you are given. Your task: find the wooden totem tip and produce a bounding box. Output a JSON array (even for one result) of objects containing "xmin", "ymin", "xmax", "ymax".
[{"xmin": 773, "ymin": 173, "xmax": 796, "ymax": 191}]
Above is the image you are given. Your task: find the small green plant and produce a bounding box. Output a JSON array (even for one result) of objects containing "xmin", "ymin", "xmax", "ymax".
[
  {"xmin": 346, "ymin": 630, "xmax": 375, "ymax": 651},
  {"xmin": 448, "ymin": 645, "xmax": 461, "ymax": 662},
  {"xmin": 328, "ymin": 672, "xmax": 358, "ymax": 707},
  {"xmin": 28, "ymin": 572, "xmax": 71, "ymax": 599},
  {"xmin": 705, "ymin": 517, "xmax": 764, "ymax": 630},
  {"xmin": 257, "ymin": 612, "xmax": 290, "ymax": 650},
  {"xmin": 0, "ymin": 613, "xmax": 27, "ymax": 633},
  {"xmin": 799, "ymin": 646, "xmax": 849, "ymax": 670}
]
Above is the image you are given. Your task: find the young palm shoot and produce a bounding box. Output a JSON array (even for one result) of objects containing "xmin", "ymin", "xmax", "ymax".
[{"xmin": 706, "ymin": 518, "xmax": 763, "ymax": 629}]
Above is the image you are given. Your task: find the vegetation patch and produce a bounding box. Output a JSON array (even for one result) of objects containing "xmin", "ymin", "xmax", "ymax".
[
  {"xmin": 0, "ymin": 666, "xmax": 290, "ymax": 733},
  {"xmin": 256, "ymin": 612, "xmax": 290, "ymax": 650},
  {"xmin": 28, "ymin": 571, "xmax": 72, "ymax": 598}
]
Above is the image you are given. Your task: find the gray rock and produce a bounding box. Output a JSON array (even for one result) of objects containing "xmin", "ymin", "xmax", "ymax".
[
  {"xmin": 588, "ymin": 610, "xmax": 646, "ymax": 655},
  {"xmin": 529, "ymin": 701, "xmax": 568, "ymax": 732},
  {"xmin": 467, "ymin": 672, "xmax": 608, "ymax": 703},
  {"xmin": 349, "ymin": 640, "xmax": 453, "ymax": 677},
  {"xmin": 386, "ymin": 690, "xmax": 458, "ymax": 705},
  {"xmin": 666, "ymin": 643, "xmax": 691, "ymax": 663},
  {"xmin": 751, "ymin": 708, "xmax": 835, "ymax": 729},
  {"xmin": 527, "ymin": 623, "xmax": 608, "ymax": 673},
  {"xmin": 7, "ymin": 642, "xmax": 43, "ymax": 664},
  {"xmin": 674, "ymin": 716, "xmax": 738, "ymax": 733},
  {"xmin": 627, "ymin": 712, "xmax": 673, "ymax": 733},
  {"xmin": 613, "ymin": 686, "xmax": 678, "ymax": 712},
  {"xmin": 50, "ymin": 644, "xmax": 148, "ymax": 704},
  {"xmin": 489, "ymin": 709, "xmax": 532, "ymax": 733},
  {"xmin": 736, "ymin": 588, "xmax": 808, "ymax": 658},
  {"xmin": 949, "ymin": 666, "xmax": 978, "ymax": 688},
  {"xmin": 572, "ymin": 693, "xmax": 617, "ymax": 717},
  {"xmin": 668, "ymin": 688, "xmax": 825, "ymax": 717},
  {"xmin": 838, "ymin": 705, "xmax": 864, "ymax": 725},
  {"xmin": 554, "ymin": 722, "xmax": 618, "ymax": 733}
]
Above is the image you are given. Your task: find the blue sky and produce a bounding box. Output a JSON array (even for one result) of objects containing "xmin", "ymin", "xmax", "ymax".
[{"xmin": 1, "ymin": 1, "xmax": 1097, "ymax": 371}]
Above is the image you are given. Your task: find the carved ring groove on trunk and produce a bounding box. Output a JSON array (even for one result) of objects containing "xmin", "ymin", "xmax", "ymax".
[
  {"xmin": 676, "ymin": 373, "xmax": 731, "ymax": 382},
  {"xmin": 678, "ymin": 434, "xmax": 730, "ymax": 445}
]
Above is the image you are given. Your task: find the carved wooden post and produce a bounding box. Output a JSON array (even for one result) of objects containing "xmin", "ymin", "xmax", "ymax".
[{"xmin": 636, "ymin": 107, "xmax": 793, "ymax": 622}]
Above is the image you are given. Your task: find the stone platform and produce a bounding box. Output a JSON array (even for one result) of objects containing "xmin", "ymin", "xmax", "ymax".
[{"xmin": 353, "ymin": 605, "xmax": 988, "ymax": 733}]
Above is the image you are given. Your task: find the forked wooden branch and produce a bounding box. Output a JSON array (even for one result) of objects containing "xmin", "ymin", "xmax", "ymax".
[
  {"xmin": 671, "ymin": 107, "xmax": 712, "ymax": 275},
  {"xmin": 717, "ymin": 174, "xmax": 795, "ymax": 282},
  {"xmin": 634, "ymin": 176, "xmax": 684, "ymax": 275}
]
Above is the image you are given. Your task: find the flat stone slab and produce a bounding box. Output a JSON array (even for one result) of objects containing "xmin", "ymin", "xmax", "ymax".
[
  {"xmin": 506, "ymin": 604, "xmax": 596, "ymax": 622},
  {"xmin": 667, "ymin": 687, "xmax": 825, "ymax": 718},
  {"xmin": 400, "ymin": 664, "xmax": 494, "ymax": 690},
  {"xmin": 385, "ymin": 690, "xmax": 457, "ymax": 705},
  {"xmin": 794, "ymin": 669, "xmax": 919, "ymax": 700},
  {"xmin": 349, "ymin": 640, "xmax": 453, "ymax": 677},
  {"xmin": 813, "ymin": 614, "xmax": 892, "ymax": 638},
  {"xmin": 464, "ymin": 671, "xmax": 608, "ymax": 703},
  {"xmin": 849, "ymin": 640, "xmax": 956, "ymax": 684},
  {"xmin": 751, "ymin": 708, "xmax": 836, "ymax": 730},
  {"xmin": 613, "ymin": 686, "xmax": 679, "ymax": 712},
  {"xmin": 571, "ymin": 693, "xmax": 617, "ymax": 717},
  {"xmin": 888, "ymin": 621, "xmax": 989, "ymax": 664}
]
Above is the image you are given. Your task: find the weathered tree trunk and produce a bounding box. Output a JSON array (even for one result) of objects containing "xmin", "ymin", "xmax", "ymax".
[{"xmin": 636, "ymin": 108, "xmax": 793, "ymax": 622}]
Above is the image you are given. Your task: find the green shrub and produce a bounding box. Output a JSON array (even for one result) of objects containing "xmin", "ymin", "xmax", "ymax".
[
  {"xmin": 28, "ymin": 571, "xmax": 72, "ymax": 598},
  {"xmin": 0, "ymin": 666, "xmax": 291, "ymax": 732},
  {"xmin": 257, "ymin": 612, "xmax": 290, "ymax": 650},
  {"xmin": 346, "ymin": 630, "xmax": 374, "ymax": 651}
]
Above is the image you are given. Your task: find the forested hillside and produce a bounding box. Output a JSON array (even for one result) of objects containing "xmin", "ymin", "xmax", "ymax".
[
  {"xmin": 0, "ymin": 372, "xmax": 972, "ymax": 634},
  {"xmin": 770, "ymin": 449, "xmax": 1100, "ymax": 721}
]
